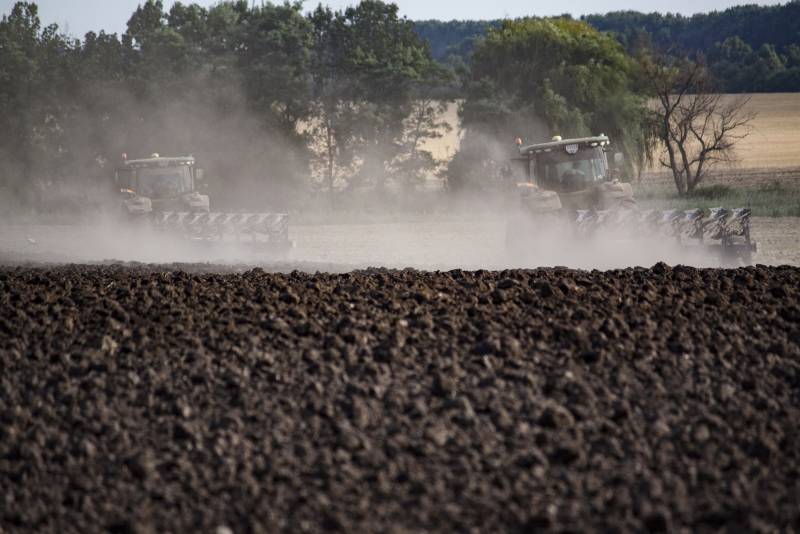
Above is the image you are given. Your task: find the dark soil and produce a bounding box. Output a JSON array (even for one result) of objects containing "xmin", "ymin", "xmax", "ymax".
[{"xmin": 1, "ymin": 264, "xmax": 799, "ymax": 533}]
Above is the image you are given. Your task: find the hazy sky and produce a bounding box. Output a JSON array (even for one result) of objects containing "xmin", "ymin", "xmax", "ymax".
[{"xmin": 0, "ymin": 0, "xmax": 786, "ymax": 38}]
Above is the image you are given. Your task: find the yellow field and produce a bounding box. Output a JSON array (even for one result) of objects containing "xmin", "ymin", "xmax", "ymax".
[
  {"xmin": 732, "ymin": 93, "xmax": 800, "ymax": 168},
  {"xmin": 423, "ymin": 93, "xmax": 800, "ymax": 171},
  {"xmin": 420, "ymin": 100, "xmax": 462, "ymax": 164}
]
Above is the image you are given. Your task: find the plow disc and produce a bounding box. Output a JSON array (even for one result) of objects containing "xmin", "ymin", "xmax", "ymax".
[
  {"xmin": 507, "ymin": 206, "xmax": 757, "ymax": 266},
  {"xmin": 151, "ymin": 211, "xmax": 291, "ymax": 248},
  {"xmin": 573, "ymin": 207, "xmax": 756, "ymax": 263}
]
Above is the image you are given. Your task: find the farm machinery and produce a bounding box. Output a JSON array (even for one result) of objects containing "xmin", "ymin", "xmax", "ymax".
[
  {"xmin": 115, "ymin": 154, "xmax": 291, "ymax": 251},
  {"xmin": 506, "ymin": 135, "xmax": 757, "ymax": 265}
]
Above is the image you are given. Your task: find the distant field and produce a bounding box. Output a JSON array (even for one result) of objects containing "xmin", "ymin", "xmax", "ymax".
[
  {"xmin": 729, "ymin": 93, "xmax": 800, "ymax": 169},
  {"xmin": 420, "ymin": 100, "xmax": 462, "ymax": 164}
]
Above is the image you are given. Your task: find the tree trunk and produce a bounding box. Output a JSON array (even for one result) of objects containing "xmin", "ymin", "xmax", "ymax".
[
  {"xmin": 686, "ymin": 172, "xmax": 697, "ymax": 194},
  {"xmin": 326, "ymin": 118, "xmax": 334, "ymax": 197},
  {"xmin": 687, "ymin": 157, "xmax": 706, "ymax": 194},
  {"xmin": 664, "ymin": 140, "xmax": 685, "ymax": 195},
  {"xmin": 676, "ymin": 137, "xmax": 694, "ymax": 197}
]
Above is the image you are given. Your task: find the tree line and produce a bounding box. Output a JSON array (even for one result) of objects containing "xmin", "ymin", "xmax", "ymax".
[
  {"xmin": 1, "ymin": 1, "xmax": 756, "ymax": 207},
  {"xmin": 415, "ymin": 1, "xmax": 800, "ymax": 92},
  {"xmin": 0, "ymin": 1, "xmax": 449, "ymax": 209},
  {"xmin": 413, "ymin": 19, "xmax": 499, "ymax": 65}
]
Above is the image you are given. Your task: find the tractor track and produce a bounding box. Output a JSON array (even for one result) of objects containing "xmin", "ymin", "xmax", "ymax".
[{"xmin": 1, "ymin": 264, "xmax": 799, "ymax": 532}]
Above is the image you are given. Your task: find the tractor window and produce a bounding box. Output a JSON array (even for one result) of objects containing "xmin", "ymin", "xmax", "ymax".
[
  {"xmin": 136, "ymin": 166, "xmax": 192, "ymax": 198},
  {"xmin": 116, "ymin": 169, "xmax": 134, "ymax": 190},
  {"xmin": 537, "ymin": 148, "xmax": 607, "ymax": 192}
]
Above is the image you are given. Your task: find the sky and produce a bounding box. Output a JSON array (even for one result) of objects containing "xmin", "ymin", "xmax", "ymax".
[{"xmin": 0, "ymin": 0, "xmax": 786, "ymax": 38}]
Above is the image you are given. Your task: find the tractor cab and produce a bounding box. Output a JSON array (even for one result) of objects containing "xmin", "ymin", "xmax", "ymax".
[
  {"xmin": 115, "ymin": 154, "xmax": 210, "ymax": 215},
  {"xmin": 513, "ymin": 135, "xmax": 632, "ymax": 210}
]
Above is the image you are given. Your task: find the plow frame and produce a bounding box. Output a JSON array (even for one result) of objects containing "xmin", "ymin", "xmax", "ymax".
[
  {"xmin": 151, "ymin": 211, "xmax": 292, "ymax": 251},
  {"xmin": 570, "ymin": 206, "xmax": 757, "ymax": 265}
]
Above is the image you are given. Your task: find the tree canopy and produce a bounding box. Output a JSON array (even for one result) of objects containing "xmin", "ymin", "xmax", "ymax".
[
  {"xmin": 0, "ymin": 0, "xmax": 446, "ymax": 210},
  {"xmin": 449, "ymin": 18, "xmax": 649, "ymax": 190},
  {"xmin": 2, "ymin": 0, "xmax": 781, "ymax": 204},
  {"xmin": 414, "ymin": 2, "xmax": 800, "ymax": 92}
]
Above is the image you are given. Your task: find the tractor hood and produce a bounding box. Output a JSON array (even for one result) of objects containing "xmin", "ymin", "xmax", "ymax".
[
  {"xmin": 122, "ymin": 193, "xmax": 153, "ymax": 215},
  {"xmin": 557, "ymin": 179, "xmax": 634, "ymax": 211},
  {"xmin": 516, "ymin": 183, "xmax": 562, "ymax": 211},
  {"xmin": 123, "ymin": 191, "xmax": 210, "ymax": 214}
]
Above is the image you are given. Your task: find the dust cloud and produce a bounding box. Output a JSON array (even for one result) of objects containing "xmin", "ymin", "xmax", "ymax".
[
  {"xmin": 0, "ymin": 83, "xmax": 731, "ymax": 271},
  {"xmin": 0, "ymin": 195, "xmax": 723, "ymax": 271}
]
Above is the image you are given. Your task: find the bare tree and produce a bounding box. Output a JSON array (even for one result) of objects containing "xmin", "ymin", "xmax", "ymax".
[{"xmin": 643, "ymin": 56, "xmax": 756, "ymax": 195}]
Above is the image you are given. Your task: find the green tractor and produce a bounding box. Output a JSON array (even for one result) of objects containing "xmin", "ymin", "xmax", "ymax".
[
  {"xmin": 115, "ymin": 154, "xmax": 290, "ymax": 250},
  {"xmin": 506, "ymin": 135, "xmax": 756, "ymax": 265}
]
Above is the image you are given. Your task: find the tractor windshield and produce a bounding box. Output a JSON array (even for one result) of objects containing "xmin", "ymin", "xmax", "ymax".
[
  {"xmin": 136, "ymin": 166, "xmax": 192, "ymax": 199},
  {"xmin": 537, "ymin": 147, "xmax": 607, "ymax": 193}
]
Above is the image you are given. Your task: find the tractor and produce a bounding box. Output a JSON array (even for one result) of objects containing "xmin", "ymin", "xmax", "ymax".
[
  {"xmin": 506, "ymin": 135, "xmax": 756, "ymax": 265},
  {"xmin": 115, "ymin": 154, "xmax": 290, "ymax": 250}
]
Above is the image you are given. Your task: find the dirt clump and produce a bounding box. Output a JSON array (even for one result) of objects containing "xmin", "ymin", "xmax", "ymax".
[{"xmin": 1, "ymin": 264, "xmax": 799, "ymax": 532}]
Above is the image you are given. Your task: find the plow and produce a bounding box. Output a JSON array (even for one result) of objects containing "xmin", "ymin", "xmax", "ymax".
[
  {"xmin": 572, "ymin": 206, "xmax": 754, "ymax": 261},
  {"xmin": 507, "ymin": 135, "xmax": 757, "ymax": 265},
  {"xmin": 116, "ymin": 154, "xmax": 291, "ymax": 253},
  {"xmin": 152, "ymin": 211, "xmax": 290, "ymax": 245}
]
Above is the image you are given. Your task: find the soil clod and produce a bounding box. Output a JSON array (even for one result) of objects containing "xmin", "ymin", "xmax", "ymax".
[{"xmin": 1, "ymin": 264, "xmax": 798, "ymax": 532}]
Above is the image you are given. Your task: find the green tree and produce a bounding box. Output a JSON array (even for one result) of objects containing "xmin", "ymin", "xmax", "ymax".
[
  {"xmin": 307, "ymin": 1, "xmax": 444, "ymax": 193},
  {"xmin": 585, "ymin": 3, "xmax": 800, "ymax": 92},
  {"xmin": 238, "ymin": 2, "xmax": 312, "ymax": 134},
  {"xmin": 392, "ymin": 65, "xmax": 453, "ymax": 187},
  {"xmin": 307, "ymin": 5, "xmax": 357, "ymax": 192},
  {"xmin": 57, "ymin": 30, "xmax": 128, "ymax": 180},
  {"xmin": 0, "ymin": 2, "xmax": 75, "ymax": 198},
  {"xmin": 0, "ymin": 0, "xmax": 322, "ymax": 210},
  {"xmin": 450, "ymin": 17, "xmax": 649, "ymax": 190}
]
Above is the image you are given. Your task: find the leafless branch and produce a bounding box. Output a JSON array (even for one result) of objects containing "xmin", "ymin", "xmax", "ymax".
[{"xmin": 643, "ymin": 55, "xmax": 756, "ymax": 194}]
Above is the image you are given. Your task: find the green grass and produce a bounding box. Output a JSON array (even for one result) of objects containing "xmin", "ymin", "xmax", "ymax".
[{"xmin": 634, "ymin": 182, "xmax": 800, "ymax": 217}]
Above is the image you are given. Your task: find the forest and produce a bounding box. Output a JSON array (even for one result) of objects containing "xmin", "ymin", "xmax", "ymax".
[
  {"xmin": 0, "ymin": 1, "xmax": 454, "ymax": 209},
  {"xmin": 416, "ymin": 1, "xmax": 800, "ymax": 92}
]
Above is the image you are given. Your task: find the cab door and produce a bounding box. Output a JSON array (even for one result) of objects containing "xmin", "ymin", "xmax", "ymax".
[{"xmin": 115, "ymin": 168, "xmax": 134, "ymax": 192}]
